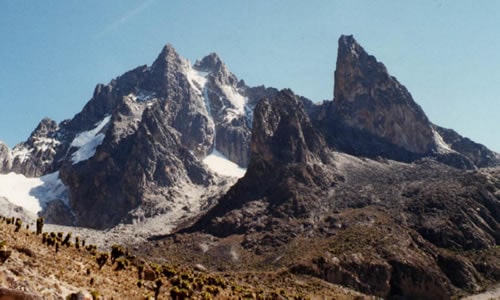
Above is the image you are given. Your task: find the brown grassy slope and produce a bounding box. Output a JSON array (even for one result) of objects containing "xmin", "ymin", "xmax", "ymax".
[{"xmin": 0, "ymin": 218, "xmax": 372, "ymax": 299}]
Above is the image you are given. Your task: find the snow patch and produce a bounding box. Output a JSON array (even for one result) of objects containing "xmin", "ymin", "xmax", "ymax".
[
  {"xmin": 70, "ymin": 115, "xmax": 111, "ymax": 164},
  {"xmin": 203, "ymin": 149, "xmax": 246, "ymax": 178},
  {"xmin": 185, "ymin": 64, "xmax": 208, "ymax": 96},
  {"xmin": 432, "ymin": 129, "xmax": 453, "ymax": 153},
  {"xmin": 221, "ymin": 85, "xmax": 246, "ymax": 115},
  {"xmin": 127, "ymin": 90, "xmax": 157, "ymax": 102},
  {"xmin": 0, "ymin": 171, "xmax": 68, "ymax": 215}
]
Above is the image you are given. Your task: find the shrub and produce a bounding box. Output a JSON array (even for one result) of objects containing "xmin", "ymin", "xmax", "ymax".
[
  {"xmin": 206, "ymin": 286, "xmax": 220, "ymax": 296},
  {"xmin": 114, "ymin": 257, "xmax": 129, "ymax": 271},
  {"xmin": 161, "ymin": 264, "xmax": 177, "ymax": 278},
  {"xmin": 0, "ymin": 248, "xmax": 11, "ymax": 264},
  {"xmin": 170, "ymin": 286, "xmax": 191, "ymax": 300},
  {"xmin": 137, "ymin": 264, "xmax": 145, "ymax": 280},
  {"xmin": 36, "ymin": 217, "xmax": 44, "ymax": 235},
  {"xmin": 111, "ymin": 244, "xmax": 126, "ymax": 263},
  {"xmin": 200, "ymin": 291, "xmax": 213, "ymax": 300},
  {"xmin": 96, "ymin": 252, "xmax": 109, "ymax": 270},
  {"xmin": 154, "ymin": 278, "xmax": 163, "ymax": 299},
  {"xmin": 62, "ymin": 233, "xmax": 72, "ymax": 247},
  {"xmin": 90, "ymin": 290, "xmax": 100, "ymax": 300},
  {"xmin": 14, "ymin": 218, "xmax": 22, "ymax": 232}
]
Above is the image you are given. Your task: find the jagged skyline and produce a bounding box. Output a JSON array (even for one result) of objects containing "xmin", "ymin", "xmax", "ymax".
[{"xmin": 1, "ymin": 1, "xmax": 499, "ymax": 151}]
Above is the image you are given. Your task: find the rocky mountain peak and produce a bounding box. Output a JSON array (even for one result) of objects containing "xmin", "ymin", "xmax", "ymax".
[
  {"xmin": 195, "ymin": 52, "xmax": 237, "ymax": 87},
  {"xmin": 332, "ymin": 35, "xmax": 435, "ymax": 155},
  {"xmin": 194, "ymin": 52, "xmax": 224, "ymax": 72},
  {"xmin": 251, "ymin": 89, "xmax": 330, "ymax": 167},
  {"xmin": 151, "ymin": 43, "xmax": 183, "ymax": 71},
  {"xmin": 29, "ymin": 118, "xmax": 58, "ymax": 140}
]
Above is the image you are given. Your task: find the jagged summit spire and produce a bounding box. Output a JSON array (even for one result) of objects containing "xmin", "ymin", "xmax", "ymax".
[
  {"xmin": 332, "ymin": 34, "xmax": 434, "ymax": 154},
  {"xmin": 334, "ymin": 35, "xmax": 389, "ymax": 101},
  {"xmin": 194, "ymin": 52, "xmax": 238, "ymax": 86},
  {"xmin": 158, "ymin": 43, "xmax": 179, "ymax": 60},
  {"xmin": 150, "ymin": 43, "xmax": 183, "ymax": 72},
  {"xmin": 194, "ymin": 52, "xmax": 225, "ymax": 72}
]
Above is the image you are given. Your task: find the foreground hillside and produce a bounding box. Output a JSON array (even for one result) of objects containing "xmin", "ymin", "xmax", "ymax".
[{"xmin": 0, "ymin": 217, "xmax": 371, "ymax": 299}]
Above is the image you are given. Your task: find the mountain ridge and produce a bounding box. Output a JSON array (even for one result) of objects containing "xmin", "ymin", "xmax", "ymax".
[{"xmin": 0, "ymin": 35, "xmax": 499, "ymax": 299}]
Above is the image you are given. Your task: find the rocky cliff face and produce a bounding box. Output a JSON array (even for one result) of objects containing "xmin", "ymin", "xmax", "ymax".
[
  {"xmin": 312, "ymin": 35, "xmax": 499, "ymax": 170},
  {"xmin": 189, "ymin": 89, "xmax": 336, "ymax": 235},
  {"xmin": 59, "ymin": 100, "xmax": 212, "ymax": 228},
  {"xmin": 332, "ymin": 35, "xmax": 435, "ymax": 154}
]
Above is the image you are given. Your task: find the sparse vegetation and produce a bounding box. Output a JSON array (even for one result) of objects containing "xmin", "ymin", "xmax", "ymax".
[{"xmin": 0, "ymin": 213, "xmax": 383, "ymax": 298}]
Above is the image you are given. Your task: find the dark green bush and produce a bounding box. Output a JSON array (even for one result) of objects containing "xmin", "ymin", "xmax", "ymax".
[
  {"xmin": 111, "ymin": 244, "xmax": 126, "ymax": 263},
  {"xmin": 114, "ymin": 257, "xmax": 129, "ymax": 271},
  {"xmin": 96, "ymin": 252, "xmax": 109, "ymax": 270}
]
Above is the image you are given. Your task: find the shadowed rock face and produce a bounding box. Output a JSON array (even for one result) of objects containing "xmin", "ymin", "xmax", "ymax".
[
  {"xmin": 188, "ymin": 89, "xmax": 336, "ymax": 236},
  {"xmin": 311, "ymin": 35, "xmax": 499, "ymax": 170},
  {"xmin": 59, "ymin": 101, "xmax": 211, "ymax": 229},
  {"xmin": 332, "ymin": 35, "xmax": 435, "ymax": 155}
]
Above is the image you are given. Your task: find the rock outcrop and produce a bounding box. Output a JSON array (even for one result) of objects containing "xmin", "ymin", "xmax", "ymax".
[
  {"xmin": 331, "ymin": 35, "xmax": 435, "ymax": 155},
  {"xmin": 60, "ymin": 100, "xmax": 211, "ymax": 228},
  {"xmin": 312, "ymin": 35, "xmax": 499, "ymax": 170},
  {"xmin": 188, "ymin": 89, "xmax": 335, "ymax": 236}
]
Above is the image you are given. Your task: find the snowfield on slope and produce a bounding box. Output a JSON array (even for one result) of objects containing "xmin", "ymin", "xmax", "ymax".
[
  {"xmin": 70, "ymin": 115, "xmax": 111, "ymax": 164},
  {"xmin": 203, "ymin": 149, "xmax": 246, "ymax": 178},
  {"xmin": 0, "ymin": 171, "xmax": 68, "ymax": 216}
]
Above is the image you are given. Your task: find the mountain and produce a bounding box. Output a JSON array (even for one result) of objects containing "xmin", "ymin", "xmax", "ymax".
[
  {"xmin": 0, "ymin": 44, "xmax": 278, "ymax": 229},
  {"xmin": 0, "ymin": 35, "xmax": 499, "ymax": 299}
]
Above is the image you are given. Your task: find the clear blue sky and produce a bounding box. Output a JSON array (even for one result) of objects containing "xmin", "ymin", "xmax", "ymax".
[{"xmin": 1, "ymin": 1, "xmax": 499, "ymax": 152}]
